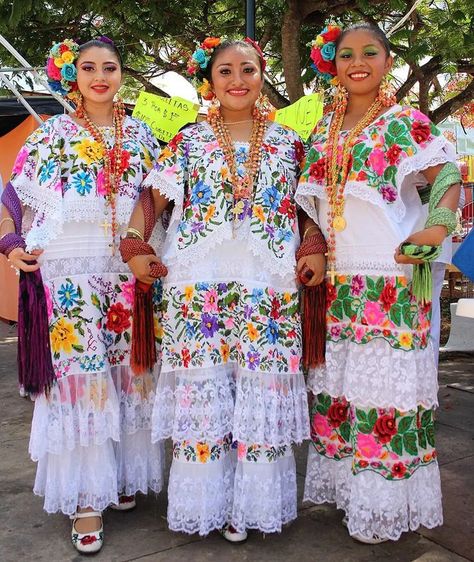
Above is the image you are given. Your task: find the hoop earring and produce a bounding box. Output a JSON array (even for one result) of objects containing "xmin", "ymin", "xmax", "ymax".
[{"xmin": 377, "ymin": 75, "xmax": 397, "ymax": 107}]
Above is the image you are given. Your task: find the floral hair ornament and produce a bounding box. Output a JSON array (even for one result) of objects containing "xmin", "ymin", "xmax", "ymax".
[
  {"xmin": 186, "ymin": 36, "xmax": 222, "ymax": 100},
  {"xmin": 46, "ymin": 38, "xmax": 80, "ymax": 97},
  {"xmin": 310, "ymin": 24, "xmax": 342, "ymax": 83}
]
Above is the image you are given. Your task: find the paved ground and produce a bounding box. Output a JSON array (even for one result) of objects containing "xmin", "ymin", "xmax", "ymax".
[{"xmin": 0, "ymin": 321, "xmax": 473, "ymax": 562}]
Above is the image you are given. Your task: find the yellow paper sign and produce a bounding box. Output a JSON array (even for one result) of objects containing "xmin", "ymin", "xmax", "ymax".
[
  {"xmin": 273, "ymin": 94, "xmax": 324, "ymax": 141},
  {"xmin": 132, "ymin": 92, "xmax": 199, "ymax": 143}
]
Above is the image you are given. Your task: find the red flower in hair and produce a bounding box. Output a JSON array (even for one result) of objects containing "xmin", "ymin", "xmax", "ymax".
[
  {"xmin": 320, "ymin": 27, "xmax": 342, "ymax": 43},
  {"xmin": 310, "ymin": 47, "xmax": 337, "ymax": 76}
]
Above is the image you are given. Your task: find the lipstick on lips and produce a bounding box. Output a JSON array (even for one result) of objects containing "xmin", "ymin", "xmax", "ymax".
[{"xmin": 91, "ymin": 84, "xmax": 109, "ymax": 93}]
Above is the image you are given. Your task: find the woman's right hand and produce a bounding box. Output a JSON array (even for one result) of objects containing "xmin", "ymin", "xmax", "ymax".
[
  {"xmin": 7, "ymin": 247, "xmax": 43, "ymax": 272},
  {"xmin": 128, "ymin": 253, "xmax": 166, "ymax": 285}
]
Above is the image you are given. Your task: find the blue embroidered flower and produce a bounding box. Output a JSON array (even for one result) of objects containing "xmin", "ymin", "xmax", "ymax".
[
  {"xmin": 58, "ymin": 281, "xmax": 80, "ymax": 309},
  {"xmin": 190, "ymin": 180, "xmax": 212, "ymax": 205},
  {"xmin": 201, "ymin": 313, "xmax": 219, "ymax": 338},
  {"xmin": 251, "ymin": 288, "xmax": 264, "ymax": 304},
  {"xmin": 266, "ymin": 319, "xmax": 279, "ymax": 344},
  {"xmin": 277, "ymin": 228, "xmax": 292, "ymax": 242},
  {"xmin": 72, "ymin": 171, "xmax": 93, "ymax": 195},
  {"xmin": 79, "ymin": 354, "xmax": 105, "ymax": 372},
  {"xmin": 185, "ymin": 321, "xmax": 196, "ymax": 339},
  {"xmin": 262, "ymin": 186, "xmax": 281, "ymax": 211},
  {"xmin": 235, "ymin": 146, "xmax": 248, "ymax": 165},
  {"xmin": 39, "ymin": 160, "xmax": 56, "ymax": 183}
]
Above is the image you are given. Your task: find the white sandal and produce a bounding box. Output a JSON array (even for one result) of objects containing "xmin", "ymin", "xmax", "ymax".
[
  {"xmin": 219, "ymin": 523, "xmax": 248, "ymax": 543},
  {"xmin": 70, "ymin": 511, "xmax": 104, "ymax": 554},
  {"xmin": 110, "ymin": 494, "xmax": 136, "ymax": 512}
]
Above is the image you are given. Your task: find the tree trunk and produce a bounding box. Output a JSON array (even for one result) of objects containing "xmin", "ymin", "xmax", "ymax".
[{"xmin": 281, "ymin": 0, "xmax": 304, "ymax": 103}]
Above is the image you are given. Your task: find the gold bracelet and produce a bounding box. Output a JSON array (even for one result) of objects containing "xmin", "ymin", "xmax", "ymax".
[
  {"xmin": 303, "ymin": 225, "xmax": 319, "ymax": 240},
  {"xmin": 0, "ymin": 217, "xmax": 14, "ymax": 232},
  {"xmin": 125, "ymin": 227, "xmax": 144, "ymax": 241}
]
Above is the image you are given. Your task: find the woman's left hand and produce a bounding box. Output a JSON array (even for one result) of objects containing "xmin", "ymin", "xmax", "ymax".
[
  {"xmin": 296, "ymin": 253, "xmax": 326, "ymax": 286},
  {"xmin": 394, "ymin": 245, "xmax": 424, "ymax": 265}
]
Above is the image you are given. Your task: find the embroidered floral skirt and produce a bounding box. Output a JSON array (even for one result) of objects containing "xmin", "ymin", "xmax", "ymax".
[
  {"xmin": 304, "ymin": 274, "xmax": 443, "ymax": 541},
  {"xmin": 152, "ymin": 277, "xmax": 310, "ymax": 535},
  {"xmin": 28, "ymin": 258, "xmax": 164, "ymax": 515}
]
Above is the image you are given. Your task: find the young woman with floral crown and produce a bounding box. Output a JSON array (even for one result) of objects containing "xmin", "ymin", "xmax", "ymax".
[
  {"xmin": 121, "ymin": 37, "xmax": 321, "ymax": 541},
  {"xmin": 0, "ymin": 37, "xmax": 164, "ymax": 553},
  {"xmin": 296, "ymin": 22, "xmax": 461, "ymax": 543}
]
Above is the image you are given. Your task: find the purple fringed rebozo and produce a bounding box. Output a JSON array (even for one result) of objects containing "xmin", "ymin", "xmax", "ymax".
[{"xmin": 1, "ymin": 182, "xmax": 55, "ymax": 395}]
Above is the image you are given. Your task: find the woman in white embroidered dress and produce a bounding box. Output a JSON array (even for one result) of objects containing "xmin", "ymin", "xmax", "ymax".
[
  {"xmin": 296, "ymin": 23, "xmax": 461, "ymax": 543},
  {"xmin": 125, "ymin": 38, "xmax": 310, "ymax": 541},
  {"xmin": 0, "ymin": 38, "xmax": 164, "ymax": 553}
]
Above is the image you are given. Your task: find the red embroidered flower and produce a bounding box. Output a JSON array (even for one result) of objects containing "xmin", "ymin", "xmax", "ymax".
[
  {"xmin": 181, "ymin": 304, "xmax": 189, "ymax": 317},
  {"xmin": 410, "ymin": 121, "xmax": 432, "ymax": 144},
  {"xmin": 294, "ymin": 140, "xmax": 305, "ymax": 163},
  {"xmin": 270, "ymin": 296, "xmax": 281, "ymax": 320},
  {"xmin": 359, "ymin": 460, "xmax": 369, "ymax": 468},
  {"xmin": 80, "ymin": 535, "xmax": 97, "ymax": 545},
  {"xmin": 262, "ymin": 143, "xmax": 278, "ymax": 154},
  {"xmin": 386, "ymin": 144, "xmax": 402, "ymax": 165},
  {"xmin": 278, "ymin": 198, "xmax": 296, "ymax": 219},
  {"xmin": 374, "ymin": 414, "xmax": 397, "ymax": 444},
  {"xmin": 327, "ymin": 401, "xmax": 349, "ymax": 428},
  {"xmin": 106, "ymin": 303, "xmax": 131, "ymax": 334},
  {"xmin": 309, "ymin": 157, "xmax": 326, "ymax": 181},
  {"xmin": 181, "ymin": 348, "xmax": 191, "ymax": 368},
  {"xmin": 356, "ymin": 170, "xmax": 368, "ymax": 181},
  {"xmin": 168, "ymin": 132, "xmax": 184, "ymax": 151},
  {"xmin": 109, "ymin": 148, "xmax": 131, "ymax": 175},
  {"xmin": 391, "ymin": 462, "xmax": 407, "ymax": 478},
  {"xmin": 380, "ymin": 282, "xmax": 397, "ymax": 312}
]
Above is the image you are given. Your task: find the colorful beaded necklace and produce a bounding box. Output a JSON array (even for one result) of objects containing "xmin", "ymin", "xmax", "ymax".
[
  {"xmin": 79, "ymin": 99, "xmax": 126, "ymax": 254},
  {"xmin": 207, "ymin": 104, "xmax": 268, "ymax": 235}
]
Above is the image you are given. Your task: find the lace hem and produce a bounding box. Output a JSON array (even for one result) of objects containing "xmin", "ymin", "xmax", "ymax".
[
  {"xmin": 231, "ymin": 454, "xmax": 297, "ymax": 533},
  {"xmin": 34, "ymin": 432, "xmax": 164, "ymax": 515},
  {"xmin": 303, "ymin": 447, "xmax": 443, "ymax": 541},
  {"xmin": 167, "ymin": 451, "xmax": 235, "ymax": 535},
  {"xmin": 151, "ymin": 365, "xmax": 309, "ymax": 446},
  {"xmin": 307, "ymin": 338, "xmax": 438, "ymax": 411},
  {"xmin": 29, "ymin": 367, "xmax": 157, "ymax": 459}
]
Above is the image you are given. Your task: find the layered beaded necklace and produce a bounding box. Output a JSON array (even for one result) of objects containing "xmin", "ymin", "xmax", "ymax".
[
  {"xmin": 324, "ymin": 96, "xmax": 384, "ymax": 284},
  {"xmin": 207, "ymin": 105, "xmax": 268, "ymax": 235},
  {"xmin": 79, "ymin": 100, "xmax": 126, "ymax": 254}
]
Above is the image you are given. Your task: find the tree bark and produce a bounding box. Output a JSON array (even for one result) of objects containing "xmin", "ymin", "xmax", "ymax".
[
  {"xmin": 281, "ymin": 0, "xmax": 304, "ymax": 103},
  {"xmin": 430, "ymin": 79, "xmax": 474, "ymax": 124}
]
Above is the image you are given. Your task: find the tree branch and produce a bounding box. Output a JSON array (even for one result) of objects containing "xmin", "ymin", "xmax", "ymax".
[
  {"xmin": 123, "ymin": 67, "xmax": 169, "ymax": 97},
  {"xmin": 430, "ymin": 79, "xmax": 474, "ymax": 124}
]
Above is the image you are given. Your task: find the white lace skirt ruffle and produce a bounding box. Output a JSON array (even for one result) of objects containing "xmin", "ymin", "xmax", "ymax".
[
  {"xmin": 167, "ymin": 449, "xmax": 297, "ymax": 536},
  {"xmin": 29, "ymin": 366, "xmax": 164, "ymax": 514},
  {"xmin": 151, "ymin": 364, "xmax": 310, "ymax": 446},
  {"xmin": 307, "ymin": 338, "xmax": 438, "ymax": 411},
  {"xmin": 303, "ymin": 446, "xmax": 443, "ymax": 541}
]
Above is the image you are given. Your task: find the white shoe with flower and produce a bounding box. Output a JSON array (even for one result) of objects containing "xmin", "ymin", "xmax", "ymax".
[{"xmin": 70, "ymin": 511, "xmax": 104, "ymax": 554}]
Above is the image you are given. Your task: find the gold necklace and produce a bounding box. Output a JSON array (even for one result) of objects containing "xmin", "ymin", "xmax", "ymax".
[
  {"xmin": 208, "ymin": 106, "xmax": 267, "ymax": 236},
  {"xmin": 324, "ymin": 98, "xmax": 383, "ymax": 283},
  {"xmin": 223, "ymin": 119, "xmax": 254, "ymax": 125}
]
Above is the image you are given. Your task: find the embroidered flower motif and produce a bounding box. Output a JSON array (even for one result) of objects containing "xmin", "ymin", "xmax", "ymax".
[
  {"xmin": 363, "ymin": 301, "xmax": 386, "ymax": 326},
  {"xmin": 58, "ymin": 281, "xmax": 80, "ymax": 310},
  {"xmin": 312, "ymin": 413, "xmax": 332, "ymax": 438},
  {"xmin": 374, "ymin": 414, "xmax": 398, "ymax": 444},
  {"xmin": 357, "ymin": 433, "xmax": 382, "ymax": 459},
  {"xmin": 51, "ymin": 318, "xmax": 78, "ymax": 354},
  {"xmin": 196, "ymin": 442, "xmax": 210, "ymax": 463},
  {"xmin": 201, "ymin": 313, "xmax": 219, "ymax": 338},
  {"xmin": 106, "ymin": 302, "xmax": 132, "ymax": 334},
  {"xmin": 72, "ymin": 171, "xmax": 93, "ymax": 195}
]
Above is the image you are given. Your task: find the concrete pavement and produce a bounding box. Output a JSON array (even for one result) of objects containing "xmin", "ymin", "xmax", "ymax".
[{"xmin": 0, "ymin": 321, "xmax": 473, "ymax": 562}]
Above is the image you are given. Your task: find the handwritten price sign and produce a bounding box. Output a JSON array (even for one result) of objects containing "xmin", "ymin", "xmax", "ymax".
[
  {"xmin": 133, "ymin": 92, "xmax": 199, "ymax": 142},
  {"xmin": 271, "ymin": 94, "xmax": 323, "ymax": 141}
]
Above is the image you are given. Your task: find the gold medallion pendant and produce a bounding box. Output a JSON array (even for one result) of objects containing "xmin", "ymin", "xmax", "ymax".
[{"xmin": 333, "ymin": 216, "xmax": 346, "ymax": 232}]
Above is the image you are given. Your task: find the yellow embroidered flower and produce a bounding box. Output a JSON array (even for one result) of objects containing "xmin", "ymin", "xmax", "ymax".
[
  {"xmin": 74, "ymin": 139, "xmax": 105, "ymax": 164},
  {"xmin": 338, "ymin": 275, "xmax": 347, "ymax": 284},
  {"xmin": 399, "ymin": 332, "xmax": 413, "ymax": 349},
  {"xmin": 406, "ymin": 147, "xmax": 414, "ymax": 157},
  {"xmin": 253, "ymin": 205, "xmax": 265, "ymax": 222},
  {"xmin": 283, "ymin": 292, "xmax": 292, "ymax": 303},
  {"xmin": 61, "ymin": 50, "xmax": 75, "ymax": 64},
  {"xmin": 51, "ymin": 318, "xmax": 78, "ymax": 354},
  {"xmin": 196, "ymin": 442, "xmax": 210, "ymax": 463},
  {"xmin": 204, "ymin": 204, "xmax": 216, "ymax": 222},
  {"xmin": 220, "ymin": 343, "xmax": 230, "ymax": 363},
  {"xmin": 54, "ymin": 57, "xmax": 65, "ymax": 68},
  {"xmin": 154, "ymin": 317, "xmax": 164, "ymax": 340},
  {"xmin": 158, "ymin": 147, "xmax": 173, "ymax": 161},
  {"xmin": 399, "ymin": 277, "xmax": 407, "ymax": 287},
  {"xmin": 221, "ymin": 167, "xmax": 229, "ymax": 180},
  {"xmin": 143, "ymin": 147, "xmax": 153, "ymax": 170},
  {"xmin": 247, "ymin": 322, "xmax": 259, "ymax": 342},
  {"xmin": 184, "ymin": 286, "xmax": 194, "ymax": 302}
]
